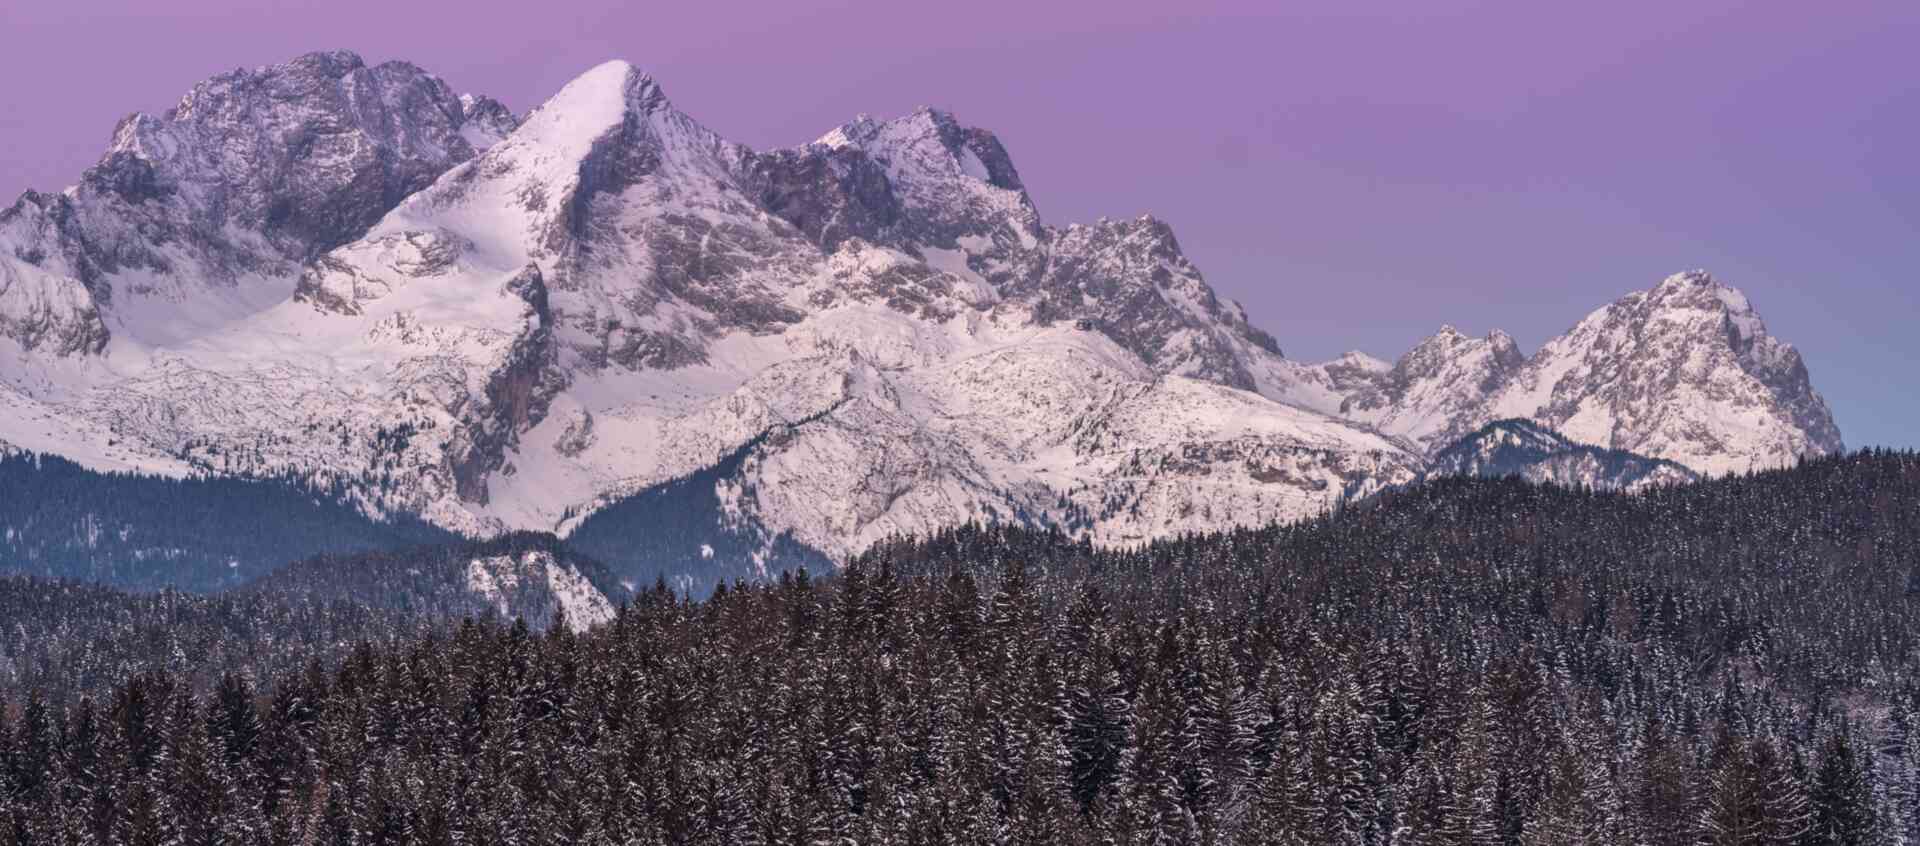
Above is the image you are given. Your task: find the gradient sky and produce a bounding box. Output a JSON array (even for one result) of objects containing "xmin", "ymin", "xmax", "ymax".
[{"xmin": 3, "ymin": 0, "xmax": 1915, "ymax": 448}]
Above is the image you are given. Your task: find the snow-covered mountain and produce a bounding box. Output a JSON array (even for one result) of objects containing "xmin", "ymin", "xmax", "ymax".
[
  {"xmin": 1485, "ymin": 271, "xmax": 1843, "ymax": 476},
  {"xmin": 1307, "ymin": 270, "xmax": 1843, "ymax": 475},
  {"xmin": 1324, "ymin": 326, "xmax": 1526, "ymax": 453},
  {"xmin": 0, "ymin": 52, "xmax": 1844, "ymax": 570},
  {"xmin": 0, "ymin": 51, "xmax": 514, "ymax": 358}
]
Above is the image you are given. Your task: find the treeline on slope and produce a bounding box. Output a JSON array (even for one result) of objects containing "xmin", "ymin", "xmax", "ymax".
[
  {"xmin": 0, "ymin": 451, "xmax": 455, "ymax": 591},
  {"xmin": 1, "ymin": 450, "xmax": 1916, "ymax": 843},
  {"xmin": 866, "ymin": 447, "xmax": 1920, "ymax": 701},
  {"xmin": 1423, "ymin": 417, "xmax": 1700, "ymax": 487},
  {"xmin": 0, "ymin": 576, "xmax": 433, "ymax": 704},
  {"xmin": 565, "ymin": 433, "xmax": 831, "ymax": 598},
  {"xmin": 241, "ymin": 531, "xmax": 633, "ymax": 632},
  {"xmin": 0, "ymin": 533, "xmax": 629, "ymax": 702}
]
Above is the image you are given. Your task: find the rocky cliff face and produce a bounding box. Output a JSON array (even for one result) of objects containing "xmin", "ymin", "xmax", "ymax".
[
  {"xmin": 1333, "ymin": 325, "xmax": 1526, "ymax": 452},
  {"xmin": 0, "ymin": 50, "xmax": 515, "ymax": 353},
  {"xmin": 0, "ymin": 53, "xmax": 1846, "ymax": 567},
  {"xmin": 1292, "ymin": 271, "xmax": 1843, "ymax": 476},
  {"xmin": 1488, "ymin": 271, "xmax": 1843, "ymax": 475}
]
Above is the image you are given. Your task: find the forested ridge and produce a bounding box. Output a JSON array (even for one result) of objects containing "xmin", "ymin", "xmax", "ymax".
[
  {"xmin": 0, "ymin": 576, "xmax": 429, "ymax": 704},
  {"xmin": 0, "ymin": 451, "xmax": 455, "ymax": 591},
  {"xmin": 0, "ymin": 450, "xmax": 1916, "ymax": 843},
  {"xmin": 0, "ymin": 533, "xmax": 628, "ymax": 703},
  {"xmin": 564, "ymin": 429, "xmax": 832, "ymax": 597},
  {"xmin": 240, "ymin": 531, "xmax": 632, "ymax": 632}
]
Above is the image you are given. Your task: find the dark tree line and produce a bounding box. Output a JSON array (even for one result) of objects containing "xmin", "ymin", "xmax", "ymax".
[
  {"xmin": 0, "ymin": 576, "xmax": 426, "ymax": 704},
  {"xmin": 0, "ymin": 449, "xmax": 1916, "ymax": 842},
  {"xmin": 0, "ymin": 451, "xmax": 454, "ymax": 591},
  {"xmin": 0, "ymin": 533, "xmax": 630, "ymax": 703},
  {"xmin": 241, "ymin": 531, "xmax": 632, "ymax": 632},
  {"xmin": 565, "ymin": 434, "xmax": 831, "ymax": 598}
]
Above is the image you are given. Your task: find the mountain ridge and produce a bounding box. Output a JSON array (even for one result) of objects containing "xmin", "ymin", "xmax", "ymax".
[{"xmin": 0, "ymin": 51, "xmax": 1845, "ymax": 567}]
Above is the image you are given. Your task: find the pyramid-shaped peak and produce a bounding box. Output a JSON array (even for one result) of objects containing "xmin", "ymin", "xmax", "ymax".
[
  {"xmin": 579, "ymin": 58, "xmax": 639, "ymax": 83},
  {"xmin": 511, "ymin": 60, "xmax": 675, "ymax": 158},
  {"xmin": 539, "ymin": 60, "xmax": 662, "ymax": 116}
]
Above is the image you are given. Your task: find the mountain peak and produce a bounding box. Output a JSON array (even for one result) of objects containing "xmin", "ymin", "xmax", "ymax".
[
  {"xmin": 1641, "ymin": 268, "xmax": 1771, "ymax": 343},
  {"xmin": 1335, "ymin": 350, "xmax": 1391, "ymax": 371},
  {"xmin": 1414, "ymin": 324, "xmax": 1503, "ymax": 353},
  {"xmin": 1422, "ymin": 325, "xmax": 1516, "ymax": 352},
  {"xmin": 1647, "ymin": 269, "xmax": 1737, "ymax": 307},
  {"xmin": 815, "ymin": 106, "xmax": 1026, "ymax": 193},
  {"xmin": 0, "ymin": 50, "xmax": 1855, "ymax": 560},
  {"xmin": 1472, "ymin": 271, "xmax": 1843, "ymax": 474},
  {"xmin": 0, "ymin": 51, "xmax": 523, "ymax": 353},
  {"xmin": 286, "ymin": 49, "xmax": 366, "ymax": 72},
  {"xmin": 1651, "ymin": 268, "xmax": 1745, "ymax": 306},
  {"xmin": 167, "ymin": 50, "xmax": 371, "ymax": 127},
  {"xmin": 575, "ymin": 58, "xmax": 640, "ymax": 85},
  {"xmin": 1654, "ymin": 268, "xmax": 1718, "ymax": 291},
  {"xmin": 516, "ymin": 60, "xmax": 666, "ymax": 153}
]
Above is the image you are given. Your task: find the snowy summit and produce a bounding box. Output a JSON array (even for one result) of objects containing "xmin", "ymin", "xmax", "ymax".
[{"xmin": 0, "ymin": 53, "xmax": 1843, "ymax": 565}]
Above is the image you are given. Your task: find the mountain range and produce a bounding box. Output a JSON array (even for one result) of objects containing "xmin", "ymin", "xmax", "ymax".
[{"xmin": 0, "ymin": 51, "xmax": 1844, "ymax": 574}]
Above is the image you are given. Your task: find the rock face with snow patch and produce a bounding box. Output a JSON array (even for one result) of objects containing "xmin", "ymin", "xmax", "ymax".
[
  {"xmin": 1283, "ymin": 271, "xmax": 1842, "ymax": 476},
  {"xmin": 1333, "ymin": 326, "xmax": 1526, "ymax": 453},
  {"xmin": 244, "ymin": 532, "xmax": 624, "ymax": 632},
  {"xmin": 0, "ymin": 53, "xmax": 1845, "ymax": 572},
  {"xmin": 1485, "ymin": 271, "xmax": 1843, "ymax": 475},
  {"xmin": 0, "ymin": 50, "xmax": 515, "ymax": 356},
  {"xmin": 466, "ymin": 548, "xmax": 618, "ymax": 632}
]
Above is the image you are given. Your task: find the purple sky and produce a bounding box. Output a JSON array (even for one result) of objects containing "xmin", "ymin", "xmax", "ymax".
[{"xmin": 4, "ymin": 0, "xmax": 1915, "ymax": 448}]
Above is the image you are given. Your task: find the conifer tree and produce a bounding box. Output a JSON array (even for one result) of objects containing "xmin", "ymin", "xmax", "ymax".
[{"xmin": 1811, "ymin": 727, "xmax": 1878, "ymax": 845}]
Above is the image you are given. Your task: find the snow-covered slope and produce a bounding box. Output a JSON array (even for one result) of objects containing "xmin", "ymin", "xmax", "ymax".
[{"xmin": 0, "ymin": 53, "xmax": 1845, "ymax": 572}]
